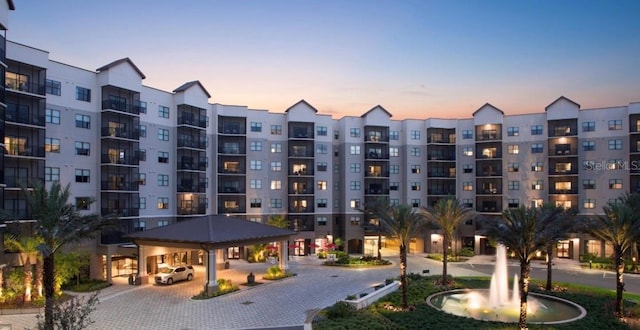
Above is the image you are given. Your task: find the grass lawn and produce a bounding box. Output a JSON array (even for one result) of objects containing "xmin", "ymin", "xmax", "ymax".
[{"xmin": 313, "ymin": 274, "xmax": 640, "ymax": 329}]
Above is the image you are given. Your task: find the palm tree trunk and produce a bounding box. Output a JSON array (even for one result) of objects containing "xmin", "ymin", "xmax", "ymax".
[
  {"xmin": 615, "ymin": 249, "xmax": 625, "ymax": 317},
  {"xmin": 399, "ymin": 244, "xmax": 408, "ymax": 308},
  {"xmin": 519, "ymin": 260, "xmax": 530, "ymax": 330},
  {"xmin": 35, "ymin": 258, "xmax": 43, "ymax": 298},
  {"xmin": 442, "ymin": 235, "xmax": 448, "ymax": 285},
  {"xmin": 546, "ymin": 244, "xmax": 553, "ymax": 291},
  {"xmin": 24, "ymin": 257, "xmax": 32, "ymax": 303},
  {"xmin": 44, "ymin": 254, "xmax": 55, "ymax": 330}
]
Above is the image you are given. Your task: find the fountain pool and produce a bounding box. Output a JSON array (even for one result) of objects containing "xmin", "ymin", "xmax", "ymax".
[{"xmin": 426, "ymin": 245, "xmax": 586, "ymax": 324}]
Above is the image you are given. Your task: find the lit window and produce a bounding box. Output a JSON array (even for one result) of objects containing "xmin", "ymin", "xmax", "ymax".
[
  {"xmin": 507, "ymin": 145, "xmax": 519, "ymax": 154},
  {"xmin": 609, "ymin": 179, "xmax": 623, "ymax": 190},
  {"xmin": 463, "ymin": 147, "xmax": 473, "ymax": 156},
  {"xmin": 350, "ymin": 145, "xmax": 361, "ymax": 155},
  {"xmin": 317, "ymin": 181, "xmax": 327, "ymax": 190},
  {"xmin": 532, "ymin": 180, "xmax": 543, "ymax": 190},
  {"xmin": 531, "ymin": 162, "xmax": 544, "ymax": 172},
  {"xmin": 463, "ymin": 182, "xmax": 473, "ymax": 191},
  {"xmin": 157, "ymin": 197, "xmax": 169, "ymax": 209},
  {"xmin": 350, "ymin": 199, "xmax": 361, "ymax": 209},
  {"xmin": 389, "ymin": 147, "xmax": 399, "ymax": 157},
  {"xmin": 507, "ymin": 162, "xmax": 519, "ymax": 172},
  {"xmin": 411, "ymin": 165, "xmax": 421, "ymax": 174},
  {"xmin": 583, "ymin": 199, "xmax": 596, "ymax": 209},
  {"xmin": 270, "ymin": 180, "xmax": 282, "ymax": 190},
  {"xmin": 411, "ymin": 182, "xmax": 421, "ymax": 191}
]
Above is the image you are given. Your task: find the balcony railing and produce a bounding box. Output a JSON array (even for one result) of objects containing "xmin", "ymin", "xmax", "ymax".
[
  {"xmin": 177, "ymin": 206, "xmax": 207, "ymax": 215},
  {"xmin": 3, "ymin": 176, "xmax": 38, "ymax": 188},
  {"xmin": 178, "ymin": 139, "xmax": 207, "ymax": 149},
  {"xmin": 5, "ymin": 78, "xmax": 45, "ymax": 95},
  {"xmin": 178, "ymin": 115, "xmax": 207, "ymax": 129},
  {"xmin": 6, "ymin": 106, "xmax": 45, "ymax": 126},
  {"xmin": 365, "ymin": 171, "xmax": 389, "ymax": 178},
  {"xmin": 180, "ymin": 162, "xmax": 208, "ymax": 171},
  {"xmin": 101, "ymin": 208, "xmax": 139, "ymax": 217},
  {"xmin": 218, "ymin": 186, "xmax": 245, "ymax": 194},
  {"xmin": 365, "ymin": 188, "xmax": 389, "ymax": 195},
  {"xmin": 101, "ymin": 153, "xmax": 140, "ymax": 166},
  {"xmin": 4, "ymin": 144, "xmax": 45, "ymax": 157},
  {"xmin": 101, "ymin": 127, "xmax": 140, "ymax": 139},
  {"xmin": 218, "ymin": 147, "xmax": 246, "ymax": 155},
  {"xmin": 178, "ymin": 184, "xmax": 207, "ymax": 193},
  {"xmin": 100, "ymin": 181, "xmax": 140, "ymax": 191},
  {"xmin": 365, "ymin": 151, "xmax": 390, "ymax": 160},
  {"xmin": 101, "ymin": 100, "xmax": 140, "ymax": 115}
]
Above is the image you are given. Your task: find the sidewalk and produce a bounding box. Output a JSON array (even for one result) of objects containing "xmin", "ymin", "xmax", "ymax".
[{"xmin": 465, "ymin": 254, "xmax": 583, "ymax": 271}]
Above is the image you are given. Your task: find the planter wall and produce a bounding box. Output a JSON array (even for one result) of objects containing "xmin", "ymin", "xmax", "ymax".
[{"xmin": 342, "ymin": 280, "xmax": 400, "ymax": 309}]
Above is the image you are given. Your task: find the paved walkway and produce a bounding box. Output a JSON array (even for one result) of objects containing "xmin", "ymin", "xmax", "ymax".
[{"xmin": 0, "ymin": 251, "xmax": 579, "ymax": 330}]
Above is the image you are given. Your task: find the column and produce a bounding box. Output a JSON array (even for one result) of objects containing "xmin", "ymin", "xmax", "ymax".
[
  {"xmin": 279, "ymin": 240, "xmax": 289, "ymax": 270},
  {"xmin": 137, "ymin": 245, "xmax": 148, "ymax": 284},
  {"xmin": 105, "ymin": 253, "xmax": 112, "ymax": 284},
  {"xmin": 205, "ymin": 249, "xmax": 218, "ymax": 295}
]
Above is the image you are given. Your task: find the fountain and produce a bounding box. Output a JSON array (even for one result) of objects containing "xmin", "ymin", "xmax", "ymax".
[{"xmin": 427, "ymin": 244, "xmax": 586, "ymax": 324}]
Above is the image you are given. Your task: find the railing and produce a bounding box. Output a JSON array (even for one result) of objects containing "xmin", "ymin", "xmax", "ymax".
[
  {"xmin": 100, "ymin": 153, "xmax": 140, "ymax": 166},
  {"xmin": 177, "ymin": 139, "xmax": 207, "ymax": 149},
  {"xmin": 101, "ymin": 127, "xmax": 140, "ymax": 139},
  {"xmin": 180, "ymin": 162, "xmax": 208, "ymax": 171},
  {"xmin": 218, "ymin": 147, "xmax": 246, "ymax": 155},
  {"xmin": 101, "ymin": 100, "xmax": 140, "ymax": 115},
  {"xmin": 218, "ymin": 187, "xmax": 245, "ymax": 194},
  {"xmin": 365, "ymin": 151, "xmax": 390, "ymax": 160},
  {"xmin": 365, "ymin": 171, "xmax": 389, "ymax": 178},
  {"xmin": 6, "ymin": 106, "xmax": 45, "ymax": 126},
  {"xmin": 177, "ymin": 206, "xmax": 207, "ymax": 215},
  {"xmin": 3, "ymin": 176, "xmax": 38, "ymax": 188},
  {"xmin": 365, "ymin": 189, "xmax": 390, "ymax": 195},
  {"xmin": 5, "ymin": 78, "xmax": 46, "ymax": 95},
  {"xmin": 100, "ymin": 181, "xmax": 140, "ymax": 191},
  {"xmin": 219, "ymin": 126, "xmax": 245, "ymax": 135},
  {"xmin": 101, "ymin": 208, "xmax": 140, "ymax": 217},
  {"xmin": 177, "ymin": 116, "xmax": 207, "ymax": 129},
  {"xmin": 4, "ymin": 144, "xmax": 45, "ymax": 157},
  {"xmin": 289, "ymin": 189, "xmax": 314, "ymax": 195}
]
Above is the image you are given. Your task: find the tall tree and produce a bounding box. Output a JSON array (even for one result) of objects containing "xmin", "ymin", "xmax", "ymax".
[
  {"xmin": 588, "ymin": 193, "xmax": 640, "ymax": 317},
  {"xmin": 13, "ymin": 181, "xmax": 117, "ymax": 330},
  {"xmin": 372, "ymin": 203, "xmax": 425, "ymax": 309},
  {"xmin": 4, "ymin": 236, "xmax": 42, "ymax": 302},
  {"xmin": 542, "ymin": 204, "xmax": 577, "ymax": 291},
  {"xmin": 484, "ymin": 205, "xmax": 572, "ymax": 330},
  {"xmin": 422, "ymin": 196, "xmax": 474, "ymax": 285}
]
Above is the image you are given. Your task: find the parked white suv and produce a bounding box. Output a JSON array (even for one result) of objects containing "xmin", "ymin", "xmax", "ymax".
[{"xmin": 154, "ymin": 265, "xmax": 194, "ymax": 285}]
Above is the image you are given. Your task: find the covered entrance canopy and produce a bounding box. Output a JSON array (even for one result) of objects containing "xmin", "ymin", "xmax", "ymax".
[{"xmin": 126, "ymin": 215, "xmax": 295, "ymax": 293}]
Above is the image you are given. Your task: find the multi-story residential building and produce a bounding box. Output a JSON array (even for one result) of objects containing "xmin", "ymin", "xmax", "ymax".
[{"xmin": 3, "ymin": 3, "xmax": 640, "ymax": 282}]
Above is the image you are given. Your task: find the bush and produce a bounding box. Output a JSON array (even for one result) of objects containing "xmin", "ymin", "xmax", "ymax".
[
  {"xmin": 191, "ymin": 278, "xmax": 239, "ymax": 300},
  {"xmin": 325, "ymin": 301, "xmax": 356, "ymax": 319},
  {"xmin": 458, "ymin": 247, "xmax": 475, "ymax": 257},
  {"xmin": 36, "ymin": 291, "xmax": 99, "ymax": 330},
  {"xmin": 62, "ymin": 279, "xmax": 111, "ymax": 292},
  {"xmin": 317, "ymin": 251, "xmax": 327, "ymax": 259}
]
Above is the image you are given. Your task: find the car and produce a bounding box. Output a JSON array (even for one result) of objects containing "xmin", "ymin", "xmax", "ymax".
[{"xmin": 154, "ymin": 265, "xmax": 194, "ymax": 285}]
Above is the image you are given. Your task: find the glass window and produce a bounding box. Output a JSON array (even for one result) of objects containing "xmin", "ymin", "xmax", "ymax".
[
  {"xmin": 410, "ymin": 130, "xmax": 421, "ymax": 140},
  {"xmin": 350, "ymin": 163, "xmax": 361, "ymax": 173},
  {"xmin": 609, "ymin": 179, "xmax": 623, "ymax": 190},
  {"xmin": 411, "ymin": 182, "xmax": 421, "ymax": 191},
  {"xmin": 608, "ymin": 139, "xmax": 622, "ymax": 150},
  {"xmin": 271, "ymin": 161, "xmax": 282, "ymax": 171},
  {"xmin": 271, "ymin": 143, "xmax": 282, "ymax": 153},
  {"xmin": 158, "ymin": 128, "xmax": 169, "ymax": 141},
  {"xmin": 350, "ymin": 128, "xmax": 361, "ymax": 137},
  {"xmin": 531, "ymin": 143, "xmax": 543, "ymax": 153},
  {"xmin": 390, "ymin": 182, "xmax": 399, "ymax": 190},
  {"xmin": 45, "ymin": 109, "xmax": 60, "ymax": 124},
  {"xmin": 271, "ymin": 125, "xmax": 282, "ymax": 135},
  {"xmin": 390, "ymin": 165, "xmax": 400, "ymax": 174},
  {"xmin": 270, "ymin": 199, "xmax": 282, "ymax": 208},
  {"xmin": 583, "ymin": 179, "xmax": 595, "ymax": 189},
  {"xmin": 270, "ymin": 180, "xmax": 282, "ymax": 190},
  {"xmin": 250, "ymin": 122, "xmax": 262, "ymax": 132},
  {"xmin": 411, "ymin": 165, "xmax": 421, "ymax": 174},
  {"xmin": 250, "ymin": 179, "xmax": 262, "ymax": 189},
  {"xmin": 45, "ymin": 137, "xmax": 61, "ymax": 153},
  {"xmin": 75, "ymin": 86, "xmax": 91, "ymax": 102},
  {"xmin": 45, "ymin": 167, "xmax": 60, "ymax": 182},
  {"xmin": 350, "ymin": 145, "xmax": 361, "ymax": 155},
  {"xmin": 463, "ymin": 164, "xmax": 473, "ymax": 173},
  {"xmin": 317, "ymin": 144, "xmax": 328, "ymax": 154},
  {"xmin": 250, "ymin": 141, "xmax": 262, "ymax": 151},
  {"xmin": 317, "ymin": 181, "xmax": 327, "ymax": 190},
  {"xmin": 45, "ymin": 79, "xmax": 61, "ymax": 95},
  {"xmin": 76, "ymin": 197, "xmax": 91, "ymax": 210},
  {"xmin": 389, "ymin": 131, "xmax": 399, "ymax": 140},
  {"xmin": 139, "ymin": 125, "xmax": 147, "ymax": 137},
  {"xmin": 463, "ymin": 182, "xmax": 473, "ymax": 191},
  {"xmin": 389, "ymin": 147, "xmax": 399, "ymax": 157},
  {"xmin": 75, "ymin": 114, "xmax": 90, "ymax": 129},
  {"xmin": 462, "ymin": 130, "xmax": 473, "ymax": 139},
  {"xmin": 250, "ymin": 160, "xmax": 262, "ymax": 170},
  {"xmin": 532, "ymin": 180, "xmax": 544, "ymax": 190},
  {"xmin": 75, "ymin": 141, "xmax": 90, "ymax": 156},
  {"xmin": 317, "ymin": 162, "xmax": 327, "ymax": 171},
  {"xmin": 317, "ymin": 126, "xmax": 328, "ymax": 136},
  {"xmin": 159, "ymin": 105, "xmax": 170, "ymax": 118},
  {"xmin": 507, "ymin": 145, "xmax": 519, "ymax": 154},
  {"xmin": 507, "ymin": 127, "xmax": 519, "ymax": 136},
  {"xmin": 250, "ymin": 198, "xmax": 262, "ymax": 208},
  {"xmin": 531, "ymin": 162, "xmax": 544, "ymax": 172},
  {"xmin": 507, "ymin": 162, "xmax": 519, "ymax": 172},
  {"xmin": 157, "ymin": 174, "xmax": 169, "ymax": 186},
  {"xmin": 508, "ymin": 181, "xmax": 520, "ymax": 190},
  {"xmin": 157, "ymin": 197, "xmax": 169, "ymax": 209},
  {"xmin": 349, "ymin": 181, "xmax": 361, "ymax": 190},
  {"xmin": 583, "ymin": 141, "xmax": 595, "ymax": 151},
  {"xmin": 463, "ymin": 147, "xmax": 473, "ymax": 156},
  {"xmin": 583, "ymin": 199, "xmax": 596, "ymax": 209},
  {"xmin": 158, "ymin": 151, "xmax": 169, "ymax": 163},
  {"xmin": 410, "ymin": 147, "xmax": 420, "ymax": 156},
  {"xmin": 531, "ymin": 125, "xmax": 543, "ymax": 135},
  {"xmin": 75, "ymin": 169, "xmax": 90, "ymax": 183},
  {"xmin": 139, "ymin": 198, "xmax": 146, "ymax": 210},
  {"xmin": 608, "ymin": 119, "xmax": 622, "ymax": 130},
  {"xmin": 582, "ymin": 121, "xmax": 596, "ymax": 132}
]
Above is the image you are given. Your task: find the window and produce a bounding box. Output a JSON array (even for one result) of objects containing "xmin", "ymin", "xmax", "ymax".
[
  {"xmin": 250, "ymin": 122, "xmax": 262, "ymax": 132},
  {"xmin": 507, "ymin": 162, "xmax": 519, "ymax": 172},
  {"xmin": 75, "ymin": 86, "xmax": 91, "ymax": 102},
  {"xmin": 583, "ymin": 179, "xmax": 595, "ymax": 189},
  {"xmin": 250, "ymin": 141, "xmax": 262, "ymax": 151},
  {"xmin": 463, "ymin": 164, "xmax": 473, "ymax": 173},
  {"xmin": 462, "ymin": 130, "xmax": 473, "ymax": 139},
  {"xmin": 508, "ymin": 181, "xmax": 520, "ymax": 190},
  {"xmin": 75, "ymin": 141, "xmax": 90, "ymax": 156},
  {"xmin": 157, "ymin": 197, "xmax": 169, "ymax": 209},
  {"xmin": 271, "ymin": 125, "xmax": 282, "ymax": 135},
  {"xmin": 463, "ymin": 182, "xmax": 473, "ymax": 191},
  {"xmin": 531, "ymin": 162, "xmax": 543, "ymax": 172},
  {"xmin": 138, "ymin": 173, "xmax": 146, "ymax": 185},
  {"xmin": 583, "ymin": 199, "xmax": 596, "ymax": 209},
  {"xmin": 317, "ymin": 144, "xmax": 328, "ymax": 154},
  {"xmin": 350, "ymin": 146, "xmax": 361, "ymax": 155},
  {"xmin": 411, "ymin": 199, "xmax": 420, "ymax": 208},
  {"xmin": 139, "ymin": 198, "xmax": 146, "ymax": 210},
  {"xmin": 410, "ymin": 147, "xmax": 420, "ymax": 156},
  {"xmin": 389, "ymin": 131, "xmax": 399, "ymax": 140},
  {"xmin": 463, "ymin": 199, "xmax": 473, "ymax": 208},
  {"xmin": 532, "ymin": 180, "xmax": 543, "ymax": 190},
  {"xmin": 157, "ymin": 174, "xmax": 169, "ymax": 186},
  {"xmin": 317, "ymin": 162, "xmax": 327, "ymax": 171},
  {"xmin": 350, "ymin": 181, "xmax": 361, "ymax": 190},
  {"xmin": 389, "ymin": 147, "xmax": 399, "ymax": 157},
  {"xmin": 317, "ymin": 216, "xmax": 328, "ymax": 226},
  {"xmin": 410, "ymin": 130, "xmax": 421, "ymax": 140},
  {"xmin": 158, "ymin": 105, "xmax": 170, "ymax": 118},
  {"xmin": 463, "ymin": 147, "xmax": 473, "ymax": 156},
  {"xmin": 350, "ymin": 216, "xmax": 361, "ymax": 225},
  {"xmin": 583, "ymin": 141, "xmax": 595, "ymax": 151},
  {"xmin": 75, "ymin": 169, "xmax": 90, "ymax": 183},
  {"xmin": 607, "ymin": 159, "xmax": 624, "ymax": 170},
  {"xmin": 45, "ymin": 109, "xmax": 60, "ymax": 124},
  {"xmin": 409, "ymin": 165, "xmax": 420, "ymax": 174},
  {"xmin": 271, "ymin": 143, "xmax": 282, "ymax": 153},
  {"xmin": 45, "ymin": 167, "xmax": 60, "ymax": 182},
  {"xmin": 531, "ymin": 143, "xmax": 543, "ymax": 153},
  {"xmin": 531, "ymin": 125, "xmax": 543, "ymax": 135},
  {"xmin": 270, "ymin": 180, "xmax": 282, "ymax": 190},
  {"xmin": 250, "ymin": 179, "xmax": 262, "ymax": 189},
  {"xmin": 608, "ymin": 139, "xmax": 622, "ymax": 150},
  {"xmin": 583, "ymin": 121, "xmax": 596, "ymax": 132},
  {"xmin": 158, "ymin": 151, "xmax": 169, "ymax": 163},
  {"xmin": 158, "ymin": 128, "xmax": 169, "ymax": 141},
  {"xmin": 45, "ymin": 137, "xmax": 61, "ymax": 153},
  {"xmin": 609, "ymin": 179, "xmax": 623, "ymax": 190},
  {"xmin": 508, "ymin": 199, "xmax": 520, "ymax": 208},
  {"xmin": 317, "ymin": 181, "xmax": 328, "ymax": 190},
  {"xmin": 137, "ymin": 101, "xmax": 147, "ymax": 114},
  {"xmin": 75, "ymin": 114, "xmax": 90, "ymax": 129},
  {"xmin": 271, "ymin": 161, "xmax": 282, "ymax": 172},
  {"xmin": 75, "ymin": 197, "xmax": 91, "ymax": 211},
  {"xmin": 350, "ymin": 163, "xmax": 361, "ymax": 173},
  {"xmin": 317, "ymin": 126, "xmax": 328, "ymax": 136},
  {"xmin": 250, "ymin": 198, "xmax": 262, "ymax": 208},
  {"xmin": 139, "ymin": 125, "xmax": 147, "ymax": 137},
  {"xmin": 507, "ymin": 127, "xmax": 519, "ymax": 136},
  {"xmin": 250, "ymin": 160, "xmax": 262, "ymax": 170},
  {"xmin": 350, "ymin": 199, "xmax": 360, "ymax": 209},
  {"xmin": 390, "ymin": 182, "xmax": 399, "ymax": 191},
  {"xmin": 317, "ymin": 199, "xmax": 328, "ymax": 208},
  {"xmin": 390, "ymin": 165, "xmax": 400, "ymax": 174},
  {"xmin": 350, "ymin": 128, "xmax": 361, "ymax": 137},
  {"xmin": 507, "ymin": 145, "xmax": 519, "ymax": 154},
  {"xmin": 270, "ymin": 199, "xmax": 282, "ymax": 208},
  {"xmin": 608, "ymin": 119, "xmax": 622, "ymax": 130},
  {"xmin": 45, "ymin": 79, "xmax": 61, "ymax": 95}
]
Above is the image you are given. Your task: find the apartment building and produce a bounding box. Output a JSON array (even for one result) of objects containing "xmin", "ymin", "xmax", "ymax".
[{"xmin": 2, "ymin": 4, "xmax": 640, "ymax": 281}]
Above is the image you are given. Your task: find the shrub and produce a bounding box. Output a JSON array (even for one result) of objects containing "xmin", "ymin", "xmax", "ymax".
[
  {"xmin": 325, "ymin": 301, "xmax": 356, "ymax": 319},
  {"xmin": 345, "ymin": 295, "xmax": 357, "ymax": 300},
  {"xmin": 317, "ymin": 251, "xmax": 327, "ymax": 259},
  {"xmin": 35, "ymin": 291, "xmax": 99, "ymax": 330},
  {"xmin": 458, "ymin": 247, "xmax": 475, "ymax": 257}
]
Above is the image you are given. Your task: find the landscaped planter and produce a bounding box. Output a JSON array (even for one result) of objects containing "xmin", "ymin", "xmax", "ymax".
[{"xmin": 341, "ymin": 280, "xmax": 400, "ymax": 309}]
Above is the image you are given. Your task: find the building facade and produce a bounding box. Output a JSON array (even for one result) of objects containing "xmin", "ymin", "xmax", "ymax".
[{"xmin": 2, "ymin": 3, "xmax": 640, "ymax": 281}]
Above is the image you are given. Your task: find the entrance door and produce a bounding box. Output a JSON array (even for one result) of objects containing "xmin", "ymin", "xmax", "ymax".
[
  {"xmin": 557, "ymin": 241, "xmax": 570, "ymax": 258},
  {"xmin": 227, "ymin": 246, "xmax": 240, "ymax": 259}
]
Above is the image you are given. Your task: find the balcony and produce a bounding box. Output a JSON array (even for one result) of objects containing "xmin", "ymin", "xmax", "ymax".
[
  {"xmin": 101, "ymin": 100, "xmax": 140, "ymax": 115},
  {"xmin": 365, "ymin": 150, "xmax": 390, "ymax": 160},
  {"xmin": 101, "ymin": 127, "xmax": 140, "ymax": 139},
  {"xmin": 101, "ymin": 208, "xmax": 139, "ymax": 217},
  {"xmin": 365, "ymin": 134, "xmax": 389, "ymax": 143},
  {"xmin": 218, "ymin": 146, "xmax": 246, "ymax": 155},
  {"xmin": 365, "ymin": 188, "xmax": 389, "ymax": 195},
  {"xmin": 219, "ymin": 125, "xmax": 245, "ymax": 135},
  {"xmin": 178, "ymin": 139, "xmax": 207, "ymax": 149},
  {"xmin": 4, "ymin": 144, "xmax": 45, "ymax": 158},
  {"xmin": 178, "ymin": 183, "xmax": 207, "ymax": 193},
  {"xmin": 5, "ymin": 78, "xmax": 45, "ymax": 95},
  {"xmin": 101, "ymin": 153, "xmax": 140, "ymax": 166},
  {"xmin": 177, "ymin": 205, "xmax": 207, "ymax": 215},
  {"xmin": 365, "ymin": 171, "xmax": 389, "ymax": 178},
  {"xmin": 178, "ymin": 115, "xmax": 207, "ymax": 129},
  {"xmin": 219, "ymin": 186, "xmax": 244, "ymax": 194},
  {"xmin": 6, "ymin": 105, "xmax": 45, "ymax": 126},
  {"xmin": 3, "ymin": 176, "xmax": 38, "ymax": 188},
  {"xmin": 180, "ymin": 162, "xmax": 208, "ymax": 171},
  {"xmin": 100, "ymin": 181, "xmax": 139, "ymax": 191}
]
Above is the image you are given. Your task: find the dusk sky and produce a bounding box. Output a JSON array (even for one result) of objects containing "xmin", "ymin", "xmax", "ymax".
[{"xmin": 7, "ymin": 1, "xmax": 640, "ymax": 119}]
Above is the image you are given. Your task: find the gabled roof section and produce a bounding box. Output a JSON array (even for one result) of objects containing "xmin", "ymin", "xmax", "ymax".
[
  {"xmin": 96, "ymin": 57, "xmax": 146, "ymax": 79},
  {"xmin": 545, "ymin": 96, "xmax": 580, "ymax": 111},
  {"xmin": 125, "ymin": 215, "xmax": 294, "ymax": 245},
  {"xmin": 472, "ymin": 103, "xmax": 504, "ymax": 116},
  {"xmin": 361, "ymin": 105, "xmax": 392, "ymax": 118},
  {"xmin": 285, "ymin": 99, "xmax": 318, "ymax": 113},
  {"xmin": 173, "ymin": 80, "xmax": 212, "ymax": 98}
]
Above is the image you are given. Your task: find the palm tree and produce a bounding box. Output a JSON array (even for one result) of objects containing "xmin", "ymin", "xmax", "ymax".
[
  {"xmin": 422, "ymin": 196, "xmax": 474, "ymax": 285},
  {"xmin": 484, "ymin": 204, "xmax": 573, "ymax": 330},
  {"xmin": 4, "ymin": 235, "xmax": 42, "ymax": 302},
  {"xmin": 18, "ymin": 181, "xmax": 117, "ymax": 330},
  {"xmin": 372, "ymin": 203, "xmax": 426, "ymax": 309},
  {"xmin": 542, "ymin": 204, "xmax": 577, "ymax": 291},
  {"xmin": 588, "ymin": 193, "xmax": 640, "ymax": 317}
]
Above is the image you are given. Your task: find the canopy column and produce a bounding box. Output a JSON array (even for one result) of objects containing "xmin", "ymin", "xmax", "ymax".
[
  {"xmin": 279, "ymin": 240, "xmax": 289, "ymax": 270},
  {"xmin": 205, "ymin": 248, "xmax": 218, "ymax": 295}
]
